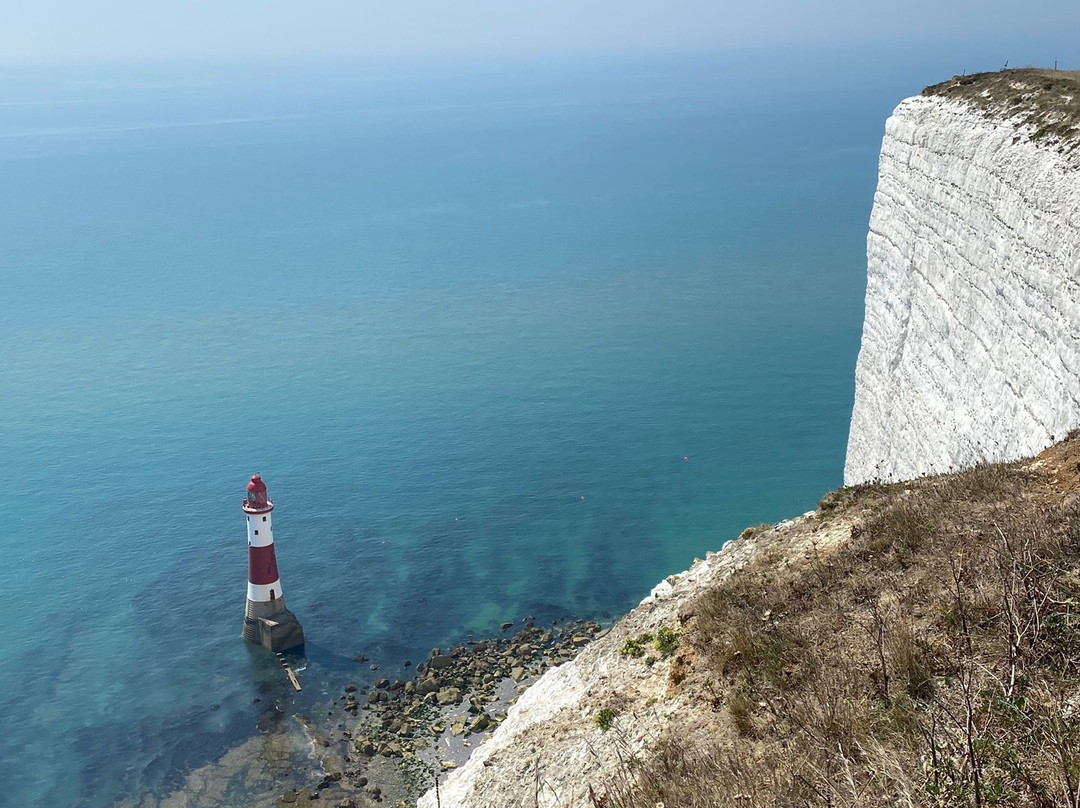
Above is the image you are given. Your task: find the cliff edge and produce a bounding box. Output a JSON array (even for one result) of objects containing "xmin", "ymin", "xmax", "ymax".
[
  {"xmin": 418, "ymin": 503, "xmax": 855, "ymax": 808},
  {"xmin": 419, "ymin": 434, "xmax": 1080, "ymax": 808},
  {"xmin": 417, "ymin": 71, "xmax": 1080, "ymax": 808},
  {"xmin": 846, "ymin": 69, "xmax": 1080, "ymax": 485}
]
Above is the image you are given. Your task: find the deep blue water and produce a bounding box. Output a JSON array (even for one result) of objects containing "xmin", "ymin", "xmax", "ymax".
[{"xmin": 0, "ymin": 51, "xmax": 911, "ymax": 806}]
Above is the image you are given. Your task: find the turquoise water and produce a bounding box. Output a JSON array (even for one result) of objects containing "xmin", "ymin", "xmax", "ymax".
[{"xmin": 1, "ymin": 53, "xmax": 893, "ymax": 806}]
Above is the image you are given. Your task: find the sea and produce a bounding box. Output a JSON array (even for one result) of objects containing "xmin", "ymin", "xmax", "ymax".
[{"xmin": 0, "ymin": 46, "xmax": 988, "ymax": 807}]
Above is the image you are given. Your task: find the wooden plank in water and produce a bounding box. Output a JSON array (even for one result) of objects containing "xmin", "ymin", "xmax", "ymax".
[{"xmin": 285, "ymin": 667, "xmax": 302, "ymax": 691}]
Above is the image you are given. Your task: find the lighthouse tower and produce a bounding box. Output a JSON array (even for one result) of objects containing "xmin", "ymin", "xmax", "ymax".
[{"xmin": 241, "ymin": 474, "xmax": 305, "ymax": 653}]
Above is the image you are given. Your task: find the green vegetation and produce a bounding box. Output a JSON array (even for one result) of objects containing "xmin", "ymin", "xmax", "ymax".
[
  {"xmin": 652, "ymin": 626, "xmax": 680, "ymax": 658},
  {"xmin": 619, "ymin": 632, "xmax": 653, "ymax": 659},
  {"xmin": 620, "ymin": 627, "xmax": 680, "ymax": 662},
  {"xmin": 595, "ymin": 708, "xmax": 618, "ymax": 732}
]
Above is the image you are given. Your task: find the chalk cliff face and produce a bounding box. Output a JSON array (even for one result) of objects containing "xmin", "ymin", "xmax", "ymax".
[{"xmin": 845, "ymin": 77, "xmax": 1080, "ymax": 485}]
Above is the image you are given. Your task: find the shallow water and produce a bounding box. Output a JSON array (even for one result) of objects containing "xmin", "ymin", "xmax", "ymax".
[{"xmin": 0, "ymin": 52, "xmax": 893, "ymax": 806}]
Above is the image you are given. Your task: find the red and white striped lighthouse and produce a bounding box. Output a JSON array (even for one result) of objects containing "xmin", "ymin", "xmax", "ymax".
[{"xmin": 241, "ymin": 474, "xmax": 305, "ymax": 652}]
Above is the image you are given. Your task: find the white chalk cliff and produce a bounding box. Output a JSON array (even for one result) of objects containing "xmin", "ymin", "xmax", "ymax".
[{"xmin": 846, "ymin": 79, "xmax": 1080, "ymax": 484}]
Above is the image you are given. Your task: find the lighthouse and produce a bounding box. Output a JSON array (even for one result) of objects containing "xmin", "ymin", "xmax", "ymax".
[{"xmin": 241, "ymin": 474, "xmax": 305, "ymax": 653}]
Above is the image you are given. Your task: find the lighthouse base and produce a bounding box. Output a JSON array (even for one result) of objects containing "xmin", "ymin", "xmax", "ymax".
[{"xmin": 243, "ymin": 599, "xmax": 305, "ymax": 653}]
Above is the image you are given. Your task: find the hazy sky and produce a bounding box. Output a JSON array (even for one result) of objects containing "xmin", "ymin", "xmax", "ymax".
[{"xmin": 2, "ymin": 0, "xmax": 1079, "ymax": 65}]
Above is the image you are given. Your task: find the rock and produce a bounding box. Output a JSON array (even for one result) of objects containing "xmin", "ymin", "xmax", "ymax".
[
  {"xmin": 437, "ymin": 687, "xmax": 462, "ymax": 706},
  {"xmin": 442, "ymin": 759, "xmax": 458, "ymax": 769},
  {"xmin": 344, "ymin": 685, "xmax": 357, "ymax": 693},
  {"xmin": 281, "ymin": 791, "xmax": 298, "ymax": 804},
  {"xmin": 500, "ymin": 622, "xmax": 513, "ymax": 632},
  {"xmin": 450, "ymin": 719, "xmax": 466, "ymax": 736},
  {"xmin": 510, "ymin": 667, "xmax": 526, "ymax": 682},
  {"xmin": 338, "ymin": 800, "xmax": 356, "ymax": 808},
  {"xmin": 471, "ymin": 712, "xmax": 491, "ymax": 732},
  {"xmin": 428, "ymin": 654, "xmax": 453, "ymax": 670},
  {"xmin": 374, "ymin": 678, "xmax": 389, "ymax": 689},
  {"xmin": 416, "ymin": 676, "xmax": 440, "ymax": 695}
]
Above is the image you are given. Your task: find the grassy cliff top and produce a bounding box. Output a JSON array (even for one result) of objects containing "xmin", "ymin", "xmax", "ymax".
[
  {"xmin": 602, "ymin": 433, "xmax": 1080, "ymax": 807},
  {"xmin": 923, "ymin": 68, "xmax": 1080, "ymax": 147}
]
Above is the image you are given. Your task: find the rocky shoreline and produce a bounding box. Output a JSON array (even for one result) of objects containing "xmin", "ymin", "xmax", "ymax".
[{"xmin": 278, "ymin": 619, "xmax": 607, "ymax": 807}]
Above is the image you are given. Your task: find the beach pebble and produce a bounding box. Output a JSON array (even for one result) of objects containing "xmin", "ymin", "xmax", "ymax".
[
  {"xmin": 437, "ymin": 687, "xmax": 462, "ymax": 705},
  {"xmin": 428, "ymin": 654, "xmax": 453, "ymax": 670},
  {"xmin": 416, "ymin": 677, "xmax": 439, "ymax": 695}
]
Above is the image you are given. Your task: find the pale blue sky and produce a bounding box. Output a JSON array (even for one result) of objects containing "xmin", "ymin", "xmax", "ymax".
[{"xmin": 2, "ymin": 0, "xmax": 1078, "ymax": 65}]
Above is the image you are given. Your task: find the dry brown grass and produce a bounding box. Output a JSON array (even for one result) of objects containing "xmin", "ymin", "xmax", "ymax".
[
  {"xmin": 923, "ymin": 68, "xmax": 1080, "ymax": 154},
  {"xmin": 592, "ymin": 436, "xmax": 1080, "ymax": 808}
]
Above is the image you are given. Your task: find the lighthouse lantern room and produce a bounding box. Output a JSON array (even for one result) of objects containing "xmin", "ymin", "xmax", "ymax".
[{"xmin": 241, "ymin": 474, "xmax": 305, "ymax": 653}]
